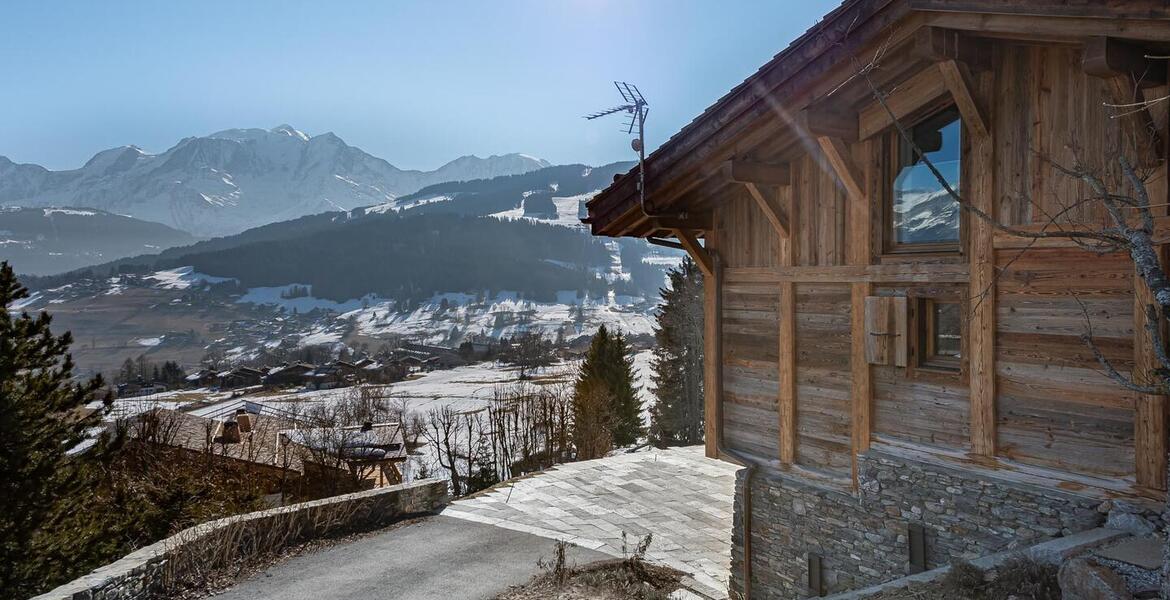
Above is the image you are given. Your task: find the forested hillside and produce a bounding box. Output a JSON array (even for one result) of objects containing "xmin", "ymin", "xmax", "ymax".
[
  {"xmin": 166, "ymin": 213, "xmax": 612, "ymax": 302},
  {"xmin": 0, "ymin": 207, "xmax": 195, "ymax": 275}
]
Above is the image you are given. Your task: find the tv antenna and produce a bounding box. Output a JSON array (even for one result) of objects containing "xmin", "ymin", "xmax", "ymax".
[{"xmin": 585, "ymin": 82, "xmax": 677, "ymax": 219}]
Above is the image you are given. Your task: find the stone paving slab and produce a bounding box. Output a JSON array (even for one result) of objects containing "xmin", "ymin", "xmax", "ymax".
[{"xmin": 442, "ymin": 446, "xmax": 738, "ymax": 599}]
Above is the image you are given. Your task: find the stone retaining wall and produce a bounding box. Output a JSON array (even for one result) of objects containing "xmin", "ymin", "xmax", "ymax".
[
  {"xmin": 730, "ymin": 448, "xmax": 1106, "ymax": 599},
  {"xmin": 33, "ymin": 479, "xmax": 448, "ymax": 600}
]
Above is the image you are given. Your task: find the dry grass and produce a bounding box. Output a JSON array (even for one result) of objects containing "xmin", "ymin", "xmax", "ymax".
[
  {"xmin": 867, "ymin": 557, "xmax": 1060, "ymax": 600},
  {"xmin": 495, "ymin": 535, "xmax": 684, "ymax": 600},
  {"xmin": 159, "ymin": 493, "xmax": 426, "ymax": 599}
]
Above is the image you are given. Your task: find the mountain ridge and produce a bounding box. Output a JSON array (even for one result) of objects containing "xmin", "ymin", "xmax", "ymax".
[
  {"xmin": 0, "ymin": 125, "xmax": 549, "ymax": 237},
  {"xmin": 0, "ymin": 206, "xmax": 196, "ymax": 275}
]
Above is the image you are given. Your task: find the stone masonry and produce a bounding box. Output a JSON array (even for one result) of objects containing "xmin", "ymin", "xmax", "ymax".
[{"xmin": 730, "ymin": 448, "xmax": 1106, "ymax": 599}]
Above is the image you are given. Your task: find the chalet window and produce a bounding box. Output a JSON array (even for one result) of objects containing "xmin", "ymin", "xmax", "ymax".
[
  {"xmin": 887, "ymin": 106, "xmax": 962, "ymax": 251},
  {"xmin": 918, "ymin": 298, "xmax": 961, "ymax": 370}
]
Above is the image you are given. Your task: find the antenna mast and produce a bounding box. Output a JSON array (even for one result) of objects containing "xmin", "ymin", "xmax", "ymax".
[{"xmin": 585, "ymin": 82, "xmax": 677, "ymax": 218}]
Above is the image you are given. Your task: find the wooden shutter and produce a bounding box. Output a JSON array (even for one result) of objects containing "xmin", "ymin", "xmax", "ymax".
[{"xmin": 864, "ymin": 296, "xmax": 908, "ymax": 366}]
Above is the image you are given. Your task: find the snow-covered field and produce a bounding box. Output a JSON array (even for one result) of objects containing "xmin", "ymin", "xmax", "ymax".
[
  {"xmin": 102, "ymin": 349, "xmax": 659, "ymax": 481},
  {"xmin": 343, "ymin": 291, "xmax": 657, "ymax": 344},
  {"xmin": 490, "ymin": 191, "xmax": 596, "ymax": 229}
]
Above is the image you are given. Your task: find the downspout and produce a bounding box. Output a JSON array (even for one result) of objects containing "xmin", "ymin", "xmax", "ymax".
[{"xmin": 707, "ymin": 252, "xmax": 763, "ymax": 600}]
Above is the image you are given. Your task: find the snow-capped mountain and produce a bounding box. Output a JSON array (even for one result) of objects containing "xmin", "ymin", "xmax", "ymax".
[
  {"xmin": 0, "ymin": 125, "xmax": 549, "ymax": 237},
  {"xmin": 894, "ymin": 188, "xmax": 960, "ymax": 244}
]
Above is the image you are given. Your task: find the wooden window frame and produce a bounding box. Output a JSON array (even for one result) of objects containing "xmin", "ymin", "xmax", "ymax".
[
  {"xmin": 881, "ymin": 101, "xmax": 966, "ymax": 256},
  {"xmin": 915, "ymin": 297, "xmax": 963, "ymax": 373}
]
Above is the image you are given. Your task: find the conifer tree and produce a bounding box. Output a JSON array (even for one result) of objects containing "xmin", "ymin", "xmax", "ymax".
[
  {"xmin": 574, "ymin": 325, "xmax": 642, "ymax": 448},
  {"xmin": 0, "ymin": 261, "xmax": 107, "ymax": 595},
  {"xmin": 649, "ymin": 257, "xmax": 705, "ymax": 447}
]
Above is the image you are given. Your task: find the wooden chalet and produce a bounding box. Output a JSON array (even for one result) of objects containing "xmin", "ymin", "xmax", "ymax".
[
  {"xmin": 263, "ymin": 362, "xmax": 315, "ymax": 388},
  {"xmin": 585, "ymin": 1, "xmax": 1170, "ymax": 597}
]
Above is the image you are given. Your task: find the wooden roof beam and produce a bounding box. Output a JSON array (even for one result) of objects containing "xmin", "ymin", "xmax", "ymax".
[
  {"xmin": 743, "ymin": 182, "xmax": 790, "ymax": 239},
  {"xmin": 938, "ymin": 60, "xmax": 990, "ymax": 140},
  {"xmin": 1083, "ymin": 36, "xmax": 1167, "ymax": 87},
  {"xmin": 720, "ymin": 158, "xmax": 791, "ymax": 238},
  {"xmin": 909, "ymin": 27, "xmax": 992, "ymax": 140},
  {"xmin": 1083, "ymin": 37, "xmax": 1166, "ymax": 163},
  {"xmin": 858, "ymin": 65, "xmax": 949, "ymax": 140},
  {"xmin": 648, "ymin": 212, "xmax": 713, "ymax": 232},
  {"xmin": 672, "ymin": 229, "xmax": 714, "ymax": 277},
  {"xmin": 722, "ymin": 159, "xmax": 791, "ymax": 186},
  {"xmin": 803, "ymin": 108, "xmax": 858, "ymax": 141},
  {"xmin": 816, "ymin": 136, "xmax": 865, "ymax": 202},
  {"xmin": 913, "ymin": 26, "xmax": 991, "ymax": 72}
]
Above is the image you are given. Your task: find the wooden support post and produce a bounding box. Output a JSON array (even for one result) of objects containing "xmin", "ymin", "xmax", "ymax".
[
  {"xmin": 704, "ymin": 246, "xmax": 722, "ymax": 459},
  {"xmin": 849, "ymin": 138, "xmax": 875, "ymax": 485},
  {"xmin": 673, "ymin": 229, "xmax": 714, "ymax": 277},
  {"xmin": 851, "ymin": 283, "xmax": 872, "ymax": 480},
  {"xmin": 1134, "ymin": 138, "xmax": 1168, "ymax": 491},
  {"xmin": 779, "ymin": 280, "xmax": 796, "ymax": 465},
  {"xmin": 744, "ymin": 182, "xmax": 791, "ymax": 239},
  {"xmin": 777, "ymin": 181, "xmax": 797, "ymax": 466},
  {"xmin": 968, "ymin": 70, "xmax": 997, "ymax": 458},
  {"xmin": 1135, "ymin": 267, "xmax": 1169, "ymax": 492}
]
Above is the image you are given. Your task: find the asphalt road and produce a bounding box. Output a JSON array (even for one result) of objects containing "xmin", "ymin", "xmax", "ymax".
[{"xmin": 213, "ymin": 515, "xmax": 609, "ymax": 600}]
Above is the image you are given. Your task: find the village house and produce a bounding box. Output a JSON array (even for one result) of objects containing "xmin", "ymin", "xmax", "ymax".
[
  {"xmin": 263, "ymin": 362, "xmax": 315, "ymax": 388},
  {"xmin": 133, "ymin": 405, "xmax": 409, "ymax": 501},
  {"xmin": 185, "ymin": 368, "xmax": 220, "ymax": 388},
  {"xmin": 217, "ymin": 366, "xmax": 266, "ymax": 389},
  {"xmin": 586, "ymin": 2, "xmax": 1169, "ymax": 598},
  {"xmin": 115, "ymin": 382, "xmax": 167, "ymax": 399}
]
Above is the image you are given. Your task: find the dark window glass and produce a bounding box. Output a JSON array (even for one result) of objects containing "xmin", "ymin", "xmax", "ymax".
[
  {"xmin": 892, "ymin": 107, "xmax": 961, "ymax": 246},
  {"xmin": 931, "ymin": 301, "xmax": 961, "ymax": 359}
]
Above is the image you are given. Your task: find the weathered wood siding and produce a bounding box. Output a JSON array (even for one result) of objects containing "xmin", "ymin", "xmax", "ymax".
[
  {"xmin": 793, "ymin": 153, "xmax": 848, "ymax": 267},
  {"xmin": 994, "ymin": 44, "xmax": 1128, "ymax": 228},
  {"xmin": 872, "ymin": 284, "xmax": 971, "ymax": 451},
  {"xmin": 721, "ymin": 279, "xmax": 781, "ymax": 459},
  {"xmin": 717, "ymin": 191, "xmax": 782, "ymax": 268},
  {"xmin": 995, "ymin": 249, "xmax": 1137, "ymax": 477},
  {"xmin": 794, "ymin": 283, "xmax": 853, "ymax": 475}
]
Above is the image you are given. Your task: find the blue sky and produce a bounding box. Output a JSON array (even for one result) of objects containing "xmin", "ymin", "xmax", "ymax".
[{"xmin": 0, "ymin": 1, "xmax": 837, "ymax": 171}]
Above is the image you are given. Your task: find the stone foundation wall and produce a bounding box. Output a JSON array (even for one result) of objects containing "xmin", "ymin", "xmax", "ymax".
[
  {"xmin": 32, "ymin": 479, "xmax": 448, "ymax": 600},
  {"xmin": 730, "ymin": 448, "xmax": 1106, "ymax": 599}
]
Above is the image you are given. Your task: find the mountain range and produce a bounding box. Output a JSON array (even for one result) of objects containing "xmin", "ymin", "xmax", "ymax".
[{"xmin": 0, "ymin": 125, "xmax": 549, "ymax": 237}]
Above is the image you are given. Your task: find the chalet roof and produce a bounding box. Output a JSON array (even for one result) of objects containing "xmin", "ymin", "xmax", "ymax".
[
  {"xmin": 583, "ymin": 0, "xmax": 1170, "ymax": 237},
  {"xmin": 138, "ymin": 407, "xmax": 305, "ymax": 472},
  {"xmin": 280, "ymin": 422, "xmax": 407, "ymax": 462},
  {"xmin": 267, "ymin": 363, "xmax": 314, "ymax": 376}
]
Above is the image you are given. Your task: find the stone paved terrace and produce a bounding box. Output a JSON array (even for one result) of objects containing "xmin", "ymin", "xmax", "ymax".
[{"xmin": 442, "ymin": 445, "xmax": 738, "ymax": 598}]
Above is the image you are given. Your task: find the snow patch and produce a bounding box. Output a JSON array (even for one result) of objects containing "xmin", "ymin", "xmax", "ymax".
[
  {"xmin": 146, "ymin": 266, "xmax": 236, "ymax": 290},
  {"xmin": 237, "ymin": 284, "xmax": 377, "ymax": 313},
  {"xmin": 43, "ymin": 208, "xmax": 97, "ymax": 217}
]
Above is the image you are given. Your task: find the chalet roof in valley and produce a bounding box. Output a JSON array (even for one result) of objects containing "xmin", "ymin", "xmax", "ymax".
[{"xmin": 583, "ymin": 0, "xmax": 1170, "ymax": 239}]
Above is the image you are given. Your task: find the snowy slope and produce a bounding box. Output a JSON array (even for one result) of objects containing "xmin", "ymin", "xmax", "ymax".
[{"xmin": 0, "ymin": 126, "xmax": 548, "ymax": 237}]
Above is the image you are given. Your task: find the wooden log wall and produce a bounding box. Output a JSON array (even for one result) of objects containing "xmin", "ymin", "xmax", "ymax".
[{"xmin": 707, "ymin": 39, "xmax": 1167, "ymax": 494}]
